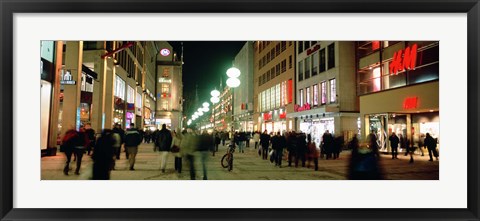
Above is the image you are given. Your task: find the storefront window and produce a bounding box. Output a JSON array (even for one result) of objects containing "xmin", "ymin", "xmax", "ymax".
[
  {"xmin": 161, "ymin": 100, "xmax": 169, "ymax": 110},
  {"xmin": 312, "ymin": 52, "xmax": 319, "ymax": 76},
  {"xmin": 127, "ymin": 85, "xmax": 135, "ymax": 104},
  {"xmin": 327, "ymin": 43, "xmax": 335, "ymax": 70},
  {"xmin": 281, "ymin": 81, "xmax": 287, "ymax": 105},
  {"xmin": 276, "ymin": 84, "xmax": 281, "ymax": 108},
  {"xmin": 305, "ymin": 57, "xmax": 311, "ymax": 79},
  {"xmin": 161, "ymin": 84, "xmax": 169, "ymax": 93},
  {"xmin": 270, "ymin": 86, "xmax": 275, "ymax": 109},
  {"xmin": 266, "ymin": 89, "xmax": 271, "ymax": 110}
]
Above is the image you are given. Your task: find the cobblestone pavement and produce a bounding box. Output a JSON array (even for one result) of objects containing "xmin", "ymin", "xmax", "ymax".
[{"xmin": 41, "ymin": 142, "xmax": 439, "ymax": 180}]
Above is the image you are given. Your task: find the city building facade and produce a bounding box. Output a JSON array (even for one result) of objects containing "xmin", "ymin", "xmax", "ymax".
[
  {"xmin": 356, "ymin": 41, "xmax": 439, "ymax": 152},
  {"xmin": 155, "ymin": 41, "xmax": 184, "ymax": 131},
  {"xmin": 287, "ymin": 41, "xmax": 359, "ymax": 145},
  {"xmin": 253, "ymin": 41, "xmax": 296, "ymax": 134},
  {"xmin": 232, "ymin": 41, "xmax": 254, "ymax": 132}
]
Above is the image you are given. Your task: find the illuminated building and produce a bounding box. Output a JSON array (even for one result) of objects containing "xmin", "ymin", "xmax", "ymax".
[{"xmin": 356, "ymin": 41, "xmax": 439, "ymax": 152}]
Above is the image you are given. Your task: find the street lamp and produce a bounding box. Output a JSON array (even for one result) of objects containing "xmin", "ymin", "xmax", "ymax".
[{"xmin": 226, "ymin": 66, "xmax": 241, "ymax": 132}]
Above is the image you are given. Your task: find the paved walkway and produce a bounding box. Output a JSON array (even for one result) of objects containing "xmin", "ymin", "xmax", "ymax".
[{"xmin": 41, "ymin": 142, "xmax": 439, "ymax": 180}]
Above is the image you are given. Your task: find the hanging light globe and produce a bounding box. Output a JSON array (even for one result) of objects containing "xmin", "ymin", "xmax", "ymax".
[
  {"xmin": 198, "ymin": 111, "xmax": 204, "ymax": 116},
  {"xmin": 210, "ymin": 89, "xmax": 220, "ymax": 98},
  {"xmin": 226, "ymin": 77, "xmax": 241, "ymax": 88},
  {"xmin": 226, "ymin": 67, "xmax": 241, "ymax": 78},
  {"xmin": 210, "ymin": 96, "xmax": 220, "ymax": 104},
  {"xmin": 202, "ymin": 107, "xmax": 209, "ymax": 112},
  {"xmin": 203, "ymin": 102, "xmax": 210, "ymax": 108}
]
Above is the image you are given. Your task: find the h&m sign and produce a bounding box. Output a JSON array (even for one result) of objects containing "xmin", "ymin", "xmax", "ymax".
[{"xmin": 389, "ymin": 44, "xmax": 418, "ymax": 75}]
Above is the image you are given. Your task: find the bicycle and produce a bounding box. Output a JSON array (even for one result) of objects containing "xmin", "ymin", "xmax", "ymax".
[{"xmin": 221, "ymin": 142, "xmax": 236, "ymax": 171}]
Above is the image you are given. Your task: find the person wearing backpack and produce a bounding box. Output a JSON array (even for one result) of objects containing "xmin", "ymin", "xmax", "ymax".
[{"xmin": 124, "ymin": 123, "xmax": 143, "ymax": 170}]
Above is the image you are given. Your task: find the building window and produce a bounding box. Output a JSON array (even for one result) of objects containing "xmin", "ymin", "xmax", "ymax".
[
  {"xmin": 258, "ymin": 76, "xmax": 262, "ymax": 86},
  {"xmin": 281, "ymin": 59, "xmax": 287, "ymax": 73},
  {"xmin": 298, "ymin": 41, "xmax": 304, "ymax": 53},
  {"xmin": 276, "ymin": 63, "xmax": 280, "ymax": 76},
  {"xmin": 328, "ymin": 43, "xmax": 335, "ymax": 69},
  {"xmin": 259, "ymin": 42, "xmax": 263, "ymax": 53},
  {"xmin": 306, "ymin": 87, "xmax": 311, "ymax": 104},
  {"xmin": 313, "ymin": 84, "xmax": 319, "ymax": 106},
  {"xmin": 266, "ymin": 88, "xmax": 271, "ymax": 110},
  {"xmin": 305, "ymin": 41, "xmax": 310, "ymax": 50},
  {"xmin": 270, "ymin": 86, "xmax": 275, "ymax": 110},
  {"xmin": 271, "ymin": 67, "xmax": 275, "ymax": 79},
  {"xmin": 281, "ymin": 81, "xmax": 287, "ymax": 105},
  {"xmin": 320, "ymin": 48, "xmax": 326, "ymax": 72},
  {"xmin": 298, "ymin": 60, "xmax": 304, "ymax": 81},
  {"xmin": 312, "ymin": 52, "xmax": 319, "ymax": 76},
  {"xmin": 289, "ymin": 41, "xmax": 292, "ymax": 46},
  {"xmin": 299, "ymin": 89, "xmax": 304, "ymax": 106},
  {"xmin": 259, "ymin": 59, "xmax": 263, "ymax": 69},
  {"xmin": 267, "ymin": 52, "xmax": 271, "ymax": 63},
  {"xmin": 161, "ymin": 84, "xmax": 169, "ymax": 93},
  {"xmin": 114, "ymin": 74, "xmax": 125, "ymax": 100},
  {"xmin": 289, "ymin": 55, "xmax": 292, "ymax": 69},
  {"xmin": 271, "ymin": 48, "xmax": 275, "ymax": 60},
  {"xmin": 281, "ymin": 41, "xmax": 286, "ymax": 52},
  {"xmin": 311, "ymin": 41, "xmax": 317, "ymax": 46},
  {"xmin": 330, "ymin": 78, "xmax": 336, "ymax": 103},
  {"xmin": 127, "ymin": 85, "xmax": 135, "ymax": 103},
  {"xmin": 161, "ymin": 100, "xmax": 169, "ymax": 110},
  {"xmin": 321, "ymin": 81, "xmax": 327, "ymax": 104},
  {"xmin": 276, "ymin": 43, "xmax": 281, "ymax": 56},
  {"xmin": 276, "ymin": 84, "xmax": 281, "ymax": 108},
  {"xmin": 262, "ymin": 73, "xmax": 266, "ymax": 84},
  {"xmin": 305, "ymin": 57, "xmax": 311, "ymax": 79},
  {"xmin": 267, "ymin": 70, "xmax": 271, "ymax": 82}
]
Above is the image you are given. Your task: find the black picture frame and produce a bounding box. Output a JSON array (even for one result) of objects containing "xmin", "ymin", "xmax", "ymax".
[{"xmin": 1, "ymin": 0, "xmax": 479, "ymax": 220}]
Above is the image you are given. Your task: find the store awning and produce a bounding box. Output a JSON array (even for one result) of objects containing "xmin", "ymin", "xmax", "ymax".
[{"xmin": 82, "ymin": 64, "xmax": 98, "ymax": 79}]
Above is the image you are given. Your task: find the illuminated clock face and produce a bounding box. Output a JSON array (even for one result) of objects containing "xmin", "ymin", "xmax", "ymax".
[{"xmin": 160, "ymin": 48, "xmax": 170, "ymax": 56}]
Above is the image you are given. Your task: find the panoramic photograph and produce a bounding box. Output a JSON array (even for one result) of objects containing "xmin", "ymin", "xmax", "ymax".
[{"xmin": 40, "ymin": 40, "xmax": 440, "ymax": 180}]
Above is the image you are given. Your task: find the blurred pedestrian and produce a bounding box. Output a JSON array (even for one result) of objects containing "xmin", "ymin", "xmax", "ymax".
[
  {"xmin": 322, "ymin": 130, "xmax": 334, "ymax": 159},
  {"xmin": 124, "ymin": 123, "xmax": 143, "ymax": 170},
  {"xmin": 92, "ymin": 129, "xmax": 115, "ymax": 180},
  {"xmin": 287, "ymin": 132, "xmax": 297, "ymax": 167},
  {"xmin": 112, "ymin": 123, "xmax": 125, "ymax": 160},
  {"xmin": 389, "ymin": 132, "xmax": 399, "ymax": 159},
  {"xmin": 213, "ymin": 131, "xmax": 221, "ymax": 156},
  {"xmin": 182, "ymin": 129, "xmax": 198, "ymax": 180},
  {"xmin": 61, "ymin": 127, "xmax": 87, "ymax": 175},
  {"xmin": 84, "ymin": 123, "xmax": 96, "ymax": 156},
  {"xmin": 348, "ymin": 135, "xmax": 383, "ymax": 180},
  {"xmin": 295, "ymin": 133, "xmax": 307, "ymax": 167},
  {"xmin": 238, "ymin": 131, "xmax": 246, "ymax": 153},
  {"xmin": 306, "ymin": 134, "xmax": 319, "ymax": 170},
  {"xmin": 400, "ymin": 134, "xmax": 408, "ymax": 156},
  {"xmin": 253, "ymin": 131, "xmax": 260, "ymax": 149},
  {"xmin": 333, "ymin": 135, "xmax": 344, "ymax": 159},
  {"xmin": 274, "ymin": 132, "xmax": 286, "ymax": 167},
  {"xmin": 198, "ymin": 131, "xmax": 213, "ymax": 180},
  {"xmin": 154, "ymin": 124, "xmax": 173, "ymax": 173},
  {"xmin": 367, "ymin": 131, "xmax": 380, "ymax": 157},
  {"xmin": 417, "ymin": 133, "xmax": 425, "ymax": 156},
  {"xmin": 424, "ymin": 133, "xmax": 439, "ymax": 161},
  {"xmin": 171, "ymin": 129, "xmax": 182, "ymax": 173},
  {"xmin": 260, "ymin": 130, "xmax": 271, "ymax": 160}
]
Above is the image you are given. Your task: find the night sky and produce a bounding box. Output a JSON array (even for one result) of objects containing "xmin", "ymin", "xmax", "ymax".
[{"xmin": 169, "ymin": 41, "xmax": 246, "ymax": 117}]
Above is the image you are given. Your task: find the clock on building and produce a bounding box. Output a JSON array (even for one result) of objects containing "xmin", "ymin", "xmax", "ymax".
[{"xmin": 160, "ymin": 48, "xmax": 170, "ymax": 56}]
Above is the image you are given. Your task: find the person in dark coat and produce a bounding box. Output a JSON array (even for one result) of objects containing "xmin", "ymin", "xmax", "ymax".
[
  {"xmin": 84, "ymin": 123, "xmax": 96, "ymax": 156},
  {"xmin": 286, "ymin": 132, "xmax": 297, "ymax": 167},
  {"xmin": 154, "ymin": 124, "xmax": 173, "ymax": 173},
  {"xmin": 274, "ymin": 132, "xmax": 287, "ymax": 167},
  {"xmin": 295, "ymin": 133, "xmax": 307, "ymax": 167},
  {"xmin": 92, "ymin": 129, "xmax": 115, "ymax": 180},
  {"xmin": 61, "ymin": 126, "xmax": 88, "ymax": 175},
  {"xmin": 333, "ymin": 135, "xmax": 344, "ymax": 159},
  {"xmin": 424, "ymin": 133, "xmax": 439, "ymax": 161},
  {"xmin": 389, "ymin": 132, "xmax": 400, "ymax": 159},
  {"xmin": 367, "ymin": 131, "xmax": 380, "ymax": 157},
  {"xmin": 124, "ymin": 123, "xmax": 143, "ymax": 170},
  {"xmin": 112, "ymin": 123, "xmax": 125, "ymax": 160},
  {"xmin": 322, "ymin": 130, "xmax": 334, "ymax": 159},
  {"xmin": 348, "ymin": 135, "xmax": 383, "ymax": 180},
  {"xmin": 260, "ymin": 130, "xmax": 271, "ymax": 160},
  {"xmin": 306, "ymin": 134, "xmax": 319, "ymax": 171}
]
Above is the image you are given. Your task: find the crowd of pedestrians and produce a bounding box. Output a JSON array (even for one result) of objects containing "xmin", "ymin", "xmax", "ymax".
[{"xmin": 59, "ymin": 122, "xmax": 439, "ymax": 180}]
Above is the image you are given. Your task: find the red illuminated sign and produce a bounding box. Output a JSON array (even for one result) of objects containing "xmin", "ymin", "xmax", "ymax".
[
  {"xmin": 389, "ymin": 44, "xmax": 418, "ymax": 75},
  {"xmin": 287, "ymin": 79, "xmax": 293, "ymax": 103},
  {"xmin": 403, "ymin": 97, "xmax": 418, "ymax": 110},
  {"xmin": 306, "ymin": 45, "xmax": 321, "ymax": 56},
  {"xmin": 279, "ymin": 112, "xmax": 287, "ymax": 119},
  {"xmin": 372, "ymin": 41, "xmax": 380, "ymax": 50},
  {"xmin": 294, "ymin": 103, "xmax": 311, "ymax": 112},
  {"xmin": 263, "ymin": 113, "xmax": 272, "ymax": 121}
]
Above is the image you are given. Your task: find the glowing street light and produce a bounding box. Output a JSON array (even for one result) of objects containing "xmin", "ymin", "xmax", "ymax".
[
  {"xmin": 210, "ymin": 96, "xmax": 220, "ymax": 104},
  {"xmin": 210, "ymin": 89, "xmax": 220, "ymax": 98},
  {"xmin": 226, "ymin": 67, "xmax": 241, "ymax": 78},
  {"xmin": 226, "ymin": 77, "xmax": 240, "ymax": 88},
  {"xmin": 203, "ymin": 102, "xmax": 210, "ymax": 108}
]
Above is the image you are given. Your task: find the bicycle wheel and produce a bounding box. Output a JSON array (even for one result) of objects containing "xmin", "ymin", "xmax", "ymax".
[
  {"xmin": 221, "ymin": 154, "xmax": 230, "ymax": 168},
  {"xmin": 228, "ymin": 154, "xmax": 233, "ymax": 171}
]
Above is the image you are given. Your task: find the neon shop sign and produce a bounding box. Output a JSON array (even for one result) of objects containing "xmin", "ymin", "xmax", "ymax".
[
  {"xmin": 389, "ymin": 44, "xmax": 418, "ymax": 75},
  {"xmin": 294, "ymin": 103, "xmax": 311, "ymax": 112}
]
